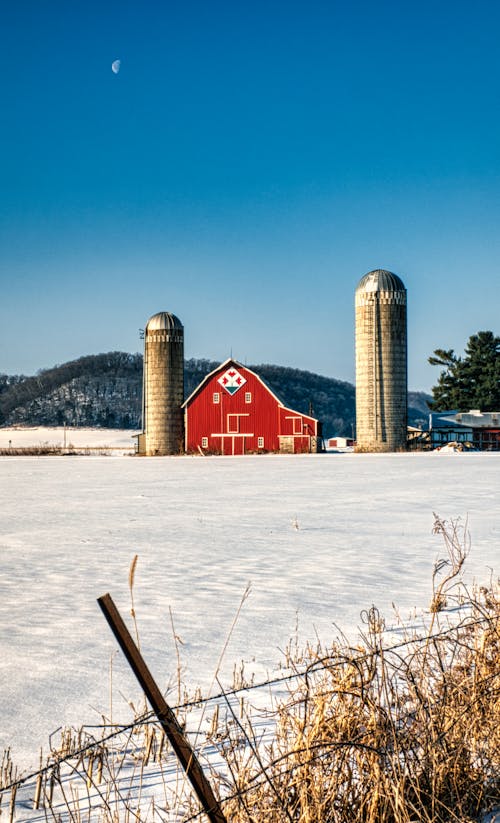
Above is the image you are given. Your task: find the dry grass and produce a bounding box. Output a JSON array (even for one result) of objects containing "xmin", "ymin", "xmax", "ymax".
[
  {"xmin": 218, "ymin": 593, "xmax": 499, "ymax": 822},
  {"xmin": 0, "ymin": 445, "xmax": 126, "ymax": 456},
  {"xmin": 218, "ymin": 518, "xmax": 500, "ymax": 823},
  {"xmin": 0, "ymin": 445, "xmax": 64, "ymax": 456},
  {"xmin": 1, "ymin": 516, "xmax": 499, "ymax": 822}
]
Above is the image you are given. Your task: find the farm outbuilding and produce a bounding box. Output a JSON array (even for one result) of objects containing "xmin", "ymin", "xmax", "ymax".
[
  {"xmin": 183, "ymin": 359, "xmax": 322, "ymax": 455},
  {"xmin": 429, "ymin": 410, "xmax": 500, "ymax": 451},
  {"xmin": 328, "ymin": 437, "xmax": 354, "ymax": 449}
]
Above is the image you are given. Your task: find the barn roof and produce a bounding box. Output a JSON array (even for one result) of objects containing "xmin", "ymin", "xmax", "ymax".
[{"xmin": 182, "ymin": 358, "xmax": 283, "ymax": 408}]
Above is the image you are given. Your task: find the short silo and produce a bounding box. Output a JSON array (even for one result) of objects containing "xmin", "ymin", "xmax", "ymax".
[
  {"xmin": 355, "ymin": 270, "xmax": 407, "ymax": 452},
  {"xmin": 142, "ymin": 311, "xmax": 184, "ymax": 455}
]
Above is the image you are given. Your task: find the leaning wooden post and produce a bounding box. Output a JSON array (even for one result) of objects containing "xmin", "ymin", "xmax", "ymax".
[{"xmin": 97, "ymin": 593, "xmax": 227, "ymax": 823}]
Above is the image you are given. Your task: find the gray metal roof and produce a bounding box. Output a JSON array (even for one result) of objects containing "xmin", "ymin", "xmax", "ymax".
[
  {"xmin": 145, "ymin": 311, "xmax": 183, "ymax": 331},
  {"xmin": 356, "ymin": 269, "xmax": 406, "ymax": 293},
  {"xmin": 431, "ymin": 410, "xmax": 500, "ymax": 429}
]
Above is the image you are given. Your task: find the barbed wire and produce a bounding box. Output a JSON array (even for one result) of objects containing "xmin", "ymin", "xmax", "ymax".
[
  {"xmin": 1, "ymin": 607, "xmax": 497, "ymax": 796},
  {"xmin": 180, "ymin": 665, "xmax": 500, "ymax": 823}
]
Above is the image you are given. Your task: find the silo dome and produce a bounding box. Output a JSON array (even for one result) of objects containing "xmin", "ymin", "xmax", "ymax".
[
  {"xmin": 145, "ymin": 312, "xmax": 183, "ymax": 332},
  {"xmin": 356, "ymin": 269, "xmax": 406, "ymax": 294}
]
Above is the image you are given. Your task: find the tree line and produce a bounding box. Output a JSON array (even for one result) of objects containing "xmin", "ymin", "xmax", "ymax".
[
  {"xmin": 0, "ymin": 352, "xmax": 432, "ymax": 435},
  {"xmin": 428, "ymin": 330, "xmax": 500, "ymax": 411},
  {"xmin": 1, "ymin": 329, "xmax": 497, "ymax": 434}
]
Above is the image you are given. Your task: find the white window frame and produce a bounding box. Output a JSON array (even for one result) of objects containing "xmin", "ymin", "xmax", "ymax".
[
  {"xmin": 213, "ymin": 392, "xmax": 220, "ymax": 404},
  {"xmin": 258, "ymin": 436, "xmax": 264, "ymax": 449},
  {"xmin": 201, "ymin": 437, "xmax": 208, "ymax": 449},
  {"xmin": 245, "ymin": 391, "xmax": 252, "ymax": 404}
]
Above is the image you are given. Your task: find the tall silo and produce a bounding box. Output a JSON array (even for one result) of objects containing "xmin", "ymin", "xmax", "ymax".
[
  {"xmin": 142, "ymin": 311, "xmax": 184, "ymax": 455},
  {"xmin": 355, "ymin": 270, "xmax": 407, "ymax": 452}
]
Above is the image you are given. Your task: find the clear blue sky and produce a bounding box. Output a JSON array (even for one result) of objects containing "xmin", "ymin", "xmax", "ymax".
[{"xmin": 1, "ymin": 0, "xmax": 499, "ymax": 391}]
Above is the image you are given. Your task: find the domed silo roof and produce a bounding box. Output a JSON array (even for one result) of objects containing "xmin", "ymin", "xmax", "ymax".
[
  {"xmin": 145, "ymin": 311, "xmax": 183, "ymax": 332},
  {"xmin": 356, "ymin": 269, "xmax": 406, "ymax": 293}
]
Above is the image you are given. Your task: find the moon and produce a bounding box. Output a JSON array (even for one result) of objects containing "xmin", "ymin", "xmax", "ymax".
[{"xmin": 111, "ymin": 59, "xmax": 121, "ymax": 74}]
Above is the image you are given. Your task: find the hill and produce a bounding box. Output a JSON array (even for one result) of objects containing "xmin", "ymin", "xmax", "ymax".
[{"xmin": 0, "ymin": 353, "xmax": 431, "ymax": 437}]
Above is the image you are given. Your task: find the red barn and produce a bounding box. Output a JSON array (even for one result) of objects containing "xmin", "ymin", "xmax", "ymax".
[{"xmin": 183, "ymin": 359, "xmax": 322, "ymax": 455}]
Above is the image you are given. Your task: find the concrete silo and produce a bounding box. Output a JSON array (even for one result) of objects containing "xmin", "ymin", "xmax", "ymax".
[
  {"xmin": 140, "ymin": 312, "xmax": 184, "ymax": 456},
  {"xmin": 355, "ymin": 270, "xmax": 407, "ymax": 452}
]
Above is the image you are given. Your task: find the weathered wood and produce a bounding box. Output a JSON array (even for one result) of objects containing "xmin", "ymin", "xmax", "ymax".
[{"xmin": 97, "ymin": 593, "xmax": 227, "ymax": 823}]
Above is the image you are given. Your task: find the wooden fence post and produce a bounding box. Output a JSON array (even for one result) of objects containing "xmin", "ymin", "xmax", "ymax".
[{"xmin": 97, "ymin": 593, "xmax": 227, "ymax": 823}]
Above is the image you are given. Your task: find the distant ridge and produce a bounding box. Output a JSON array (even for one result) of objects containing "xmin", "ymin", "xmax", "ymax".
[{"xmin": 0, "ymin": 353, "xmax": 431, "ymax": 437}]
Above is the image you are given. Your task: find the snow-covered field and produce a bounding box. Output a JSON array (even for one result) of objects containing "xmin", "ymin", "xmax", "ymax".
[
  {"xmin": 1, "ymin": 429, "xmax": 499, "ymax": 775},
  {"xmin": 0, "ymin": 426, "xmax": 138, "ymax": 453}
]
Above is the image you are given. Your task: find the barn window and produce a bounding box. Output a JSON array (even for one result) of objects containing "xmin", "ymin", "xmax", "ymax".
[
  {"xmin": 245, "ymin": 392, "xmax": 252, "ymax": 404},
  {"xmin": 213, "ymin": 392, "xmax": 220, "ymax": 404},
  {"xmin": 258, "ymin": 436, "xmax": 264, "ymax": 448},
  {"xmin": 201, "ymin": 437, "xmax": 208, "ymax": 449}
]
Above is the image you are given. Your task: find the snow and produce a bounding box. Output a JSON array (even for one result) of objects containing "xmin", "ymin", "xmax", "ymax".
[
  {"xmin": 0, "ymin": 426, "xmax": 138, "ymax": 452},
  {"xmin": 435, "ymin": 440, "xmax": 478, "ymax": 452},
  {"xmin": 0, "ymin": 429, "xmax": 499, "ymax": 777}
]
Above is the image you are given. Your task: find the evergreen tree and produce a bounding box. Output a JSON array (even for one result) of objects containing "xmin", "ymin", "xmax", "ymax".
[{"xmin": 429, "ymin": 331, "xmax": 500, "ymax": 411}]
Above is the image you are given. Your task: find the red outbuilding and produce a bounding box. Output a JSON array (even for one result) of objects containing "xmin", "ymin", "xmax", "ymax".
[{"xmin": 183, "ymin": 359, "xmax": 322, "ymax": 455}]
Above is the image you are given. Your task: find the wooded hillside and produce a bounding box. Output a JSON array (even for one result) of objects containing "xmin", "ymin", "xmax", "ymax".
[{"xmin": 0, "ymin": 353, "xmax": 431, "ymax": 436}]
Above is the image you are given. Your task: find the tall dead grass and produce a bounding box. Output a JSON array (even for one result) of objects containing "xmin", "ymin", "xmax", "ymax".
[
  {"xmin": 219, "ymin": 517, "xmax": 500, "ymax": 823},
  {"xmin": 2, "ymin": 516, "xmax": 499, "ymax": 822},
  {"xmin": 0, "ymin": 445, "xmax": 124, "ymax": 456}
]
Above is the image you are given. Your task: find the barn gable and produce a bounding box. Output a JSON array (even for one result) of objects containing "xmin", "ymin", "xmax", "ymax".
[{"xmin": 183, "ymin": 359, "xmax": 321, "ymax": 455}]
